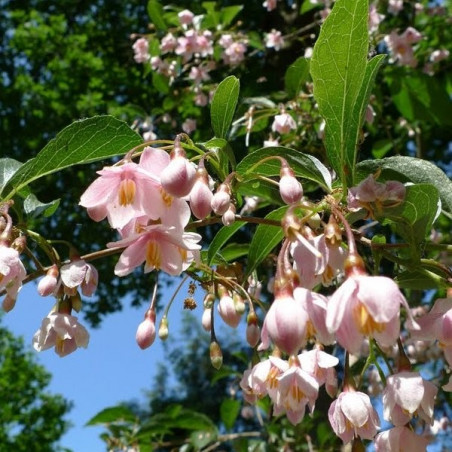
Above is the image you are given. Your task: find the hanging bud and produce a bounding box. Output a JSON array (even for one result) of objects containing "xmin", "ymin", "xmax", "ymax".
[
  {"xmin": 202, "ymin": 307, "xmax": 212, "ymax": 332},
  {"xmin": 158, "ymin": 316, "xmax": 169, "ymax": 340},
  {"xmin": 307, "ymin": 213, "xmax": 321, "ymax": 230},
  {"xmin": 11, "ymin": 235, "xmax": 27, "ymax": 253},
  {"xmin": 211, "ymin": 183, "xmax": 231, "ymax": 215},
  {"xmin": 160, "ymin": 139, "xmax": 196, "ymax": 198},
  {"xmin": 279, "ymin": 165, "xmax": 303, "ymax": 205},
  {"xmin": 218, "ymin": 288, "xmax": 242, "ymax": 328},
  {"xmin": 222, "ymin": 203, "xmax": 236, "ymax": 226},
  {"xmin": 210, "ymin": 341, "xmax": 223, "ymax": 369},
  {"xmin": 136, "ymin": 308, "xmax": 156, "ymax": 349},
  {"xmin": 37, "ymin": 265, "xmax": 59, "ymax": 297},
  {"xmin": 233, "ymin": 293, "xmax": 246, "ymax": 314},
  {"xmin": 246, "ymin": 312, "xmax": 260, "ymax": 347},
  {"xmin": 189, "ymin": 167, "xmax": 213, "ymax": 219},
  {"xmin": 2, "ymin": 294, "xmax": 16, "ymax": 312},
  {"xmin": 203, "ymin": 292, "xmax": 215, "ymax": 309}
]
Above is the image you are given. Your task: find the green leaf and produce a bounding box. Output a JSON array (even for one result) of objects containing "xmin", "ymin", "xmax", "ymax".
[
  {"xmin": 5, "ymin": 116, "xmax": 143, "ymax": 199},
  {"xmin": 310, "ymin": 0, "xmax": 373, "ymax": 188},
  {"xmin": 147, "ymin": 0, "xmax": 167, "ymax": 30},
  {"xmin": 85, "ymin": 406, "xmax": 136, "ymax": 426},
  {"xmin": 152, "ymin": 71, "xmax": 170, "ymax": 94},
  {"xmin": 220, "ymin": 5, "xmax": 243, "ymax": 27},
  {"xmin": 285, "ymin": 57, "xmax": 310, "ymax": 98},
  {"xmin": 356, "ymin": 156, "xmax": 452, "ymax": 213},
  {"xmin": 221, "ymin": 243, "xmax": 250, "ymax": 262},
  {"xmin": 396, "ymin": 270, "xmax": 445, "ymax": 290},
  {"xmin": 23, "ymin": 194, "xmax": 60, "ymax": 218},
  {"xmin": 220, "ymin": 399, "xmax": 241, "ymax": 431},
  {"xmin": 371, "ymin": 139, "xmax": 393, "ymax": 159},
  {"xmin": 0, "ymin": 158, "xmax": 22, "ymax": 197},
  {"xmin": 190, "ymin": 429, "xmax": 217, "ymax": 449},
  {"xmin": 236, "ymin": 146, "xmax": 332, "ymax": 192},
  {"xmin": 201, "ymin": 137, "xmax": 236, "ymax": 175},
  {"xmin": 377, "ymin": 184, "xmax": 439, "ymax": 252},
  {"xmin": 211, "ymin": 76, "xmax": 240, "ymax": 139},
  {"xmin": 238, "ymin": 178, "xmax": 282, "ymax": 204},
  {"xmin": 245, "ymin": 206, "xmax": 286, "ymax": 277},
  {"xmin": 207, "ymin": 221, "xmax": 246, "ymax": 266}
]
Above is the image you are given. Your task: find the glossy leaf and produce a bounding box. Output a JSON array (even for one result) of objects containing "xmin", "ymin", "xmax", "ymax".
[
  {"xmin": 0, "ymin": 158, "xmax": 22, "ymax": 196},
  {"xmin": 236, "ymin": 146, "xmax": 332, "ymax": 192},
  {"xmin": 207, "ymin": 221, "xmax": 246, "ymax": 265},
  {"xmin": 396, "ymin": 269, "xmax": 446, "ymax": 290},
  {"xmin": 357, "ymin": 156, "xmax": 452, "ymax": 213},
  {"xmin": 284, "ymin": 57, "xmax": 310, "ymax": 98},
  {"xmin": 211, "ymin": 76, "xmax": 240, "ymax": 139},
  {"xmin": 147, "ymin": 0, "xmax": 167, "ymax": 31},
  {"xmin": 310, "ymin": 0, "xmax": 372, "ymax": 188},
  {"xmin": 245, "ymin": 206, "xmax": 287, "ymax": 278},
  {"xmin": 5, "ymin": 116, "xmax": 143, "ymax": 199},
  {"xmin": 220, "ymin": 5, "xmax": 243, "ymax": 27},
  {"xmin": 85, "ymin": 406, "xmax": 137, "ymax": 426},
  {"xmin": 23, "ymin": 194, "xmax": 60, "ymax": 218},
  {"xmin": 220, "ymin": 398, "xmax": 241, "ymax": 430}
]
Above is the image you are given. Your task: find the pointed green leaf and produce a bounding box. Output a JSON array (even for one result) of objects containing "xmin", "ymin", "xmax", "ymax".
[
  {"xmin": 211, "ymin": 76, "xmax": 240, "ymax": 139},
  {"xmin": 245, "ymin": 206, "xmax": 286, "ymax": 278},
  {"xmin": 236, "ymin": 146, "xmax": 332, "ymax": 192},
  {"xmin": 220, "ymin": 5, "xmax": 243, "ymax": 26},
  {"xmin": 23, "ymin": 194, "xmax": 60, "ymax": 218},
  {"xmin": 285, "ymin": 57, "xmax": 310, "ymax": 98},
  {"xmin": 5, "ymin": 116, "xmax": 143, "ymax": 199},
  {"xmin": 356, "ymin": 156, "xmax": 452, "ymax": 213},
  {"xmin": 0, "ymin": 158, "xmax": 22, "ymax": 196},
  {"xmin": 396, "ymin": 270, "xmax": 446, "ymax": 290},
  {"xmin": 310, "ymin": 0, "xmax": 371, "ymax": 188},
  {"xmin": 207, "ymin": 221, "xmax": 246, "ymax": 265},
  {"xmin": 147, "ymin": 0, "xmax": 167, "ymax": 30},
  {"xmin": 85, "ymin": 406, "xmax": 137, "ymax": 426},
  {"xmin": 220, "ymin": 399, "xmax": 241, "ymax": 430}
]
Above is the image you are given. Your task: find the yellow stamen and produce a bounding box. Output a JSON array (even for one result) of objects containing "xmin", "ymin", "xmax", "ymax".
[
  {"xmin": 354, "ymin": 303, "xmax": 385, "ymax": 335},
  {"xmin": 118, "ymin": 179, "xmax": 136, "ymax": 206},
  {"xmin": 146, "ymin": 242, "xmax": 161, "ymax": 270},
  {"xmin": 291, "ymin": 383, "xmax": 305, "ymax": 403},
  {"xmin": 160, "ymin": 188, "xmax": 173, "ymax": 207},
  {"xmin": 267, "ymin": 367, "xmax": 280, "ymax": 390},
  {"xmin": 179, "ymin": 247, "xmax": 188, "ymax": 262}
]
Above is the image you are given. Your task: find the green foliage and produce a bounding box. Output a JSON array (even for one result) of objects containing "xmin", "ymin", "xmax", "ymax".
[{"xmin": 0, "ymin": 321, "xmax": 71, "ymax": 451}]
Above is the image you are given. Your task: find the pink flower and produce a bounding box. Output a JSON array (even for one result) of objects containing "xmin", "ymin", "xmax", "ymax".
[
  {"xmin": 265, "ymin": 30, "xmax": 284, "ymax": 51},
  {"xmin": 271, "ymin": 113, "xmax": 296, "ymax": 134},
  {"xmin": 132, "ymin": 37, "xmax": 150, "ymax": 63},
  {"xmin": 222, "ymin": 41, "xmax": 247, "ymax": 65},
  {"xmin": 60, "ymin": 259, "xmax": 98, "ymax": 297},
  {"xmin": 382, "ymin": 371, "xmax": 437, "ymax": 426},
  {"xmin": 0, "ymin": 244, "xmax": 26, "ymax": 306},
  {"xmin": 369, "ymin": 4, "xmax": 385, "ymax": 33},
  {"xmin": 388, "ymin": 0, "xmax": 404, "ymax": 15},
  {"xmin": 182, "ymin": 118, "xmax": 197, "ymax": 135},
  {"xmin": 178, "ymin": 9, "xmax": 194, "ymax": 25},
  {"xmin": 160, "ymin": 33, "xmax": 177, "ymax": 53},
  {"xmin": 430, "ymin": 49, "xmax": 450, "ymax": 63},
  {"xmin": 189, "ymin": 66, "xmax": 210, "ymax": 84},
  {"xmin": 259, "ymin": 287, "xmax": 309, "ymax": 355},
  {"xmin": 189, "ymin": 168, "xmax": 213, "ymax": 220},
  {"xmin": 409, "ymin": 298, "xmax": 452, "ymax": 366},
  {"xmin": 374, "ymin": 426, "xmax": 430, "ymax": 451},
  {"xmin": 108, "ymin": 224, "xmax": 201, "ymax": 276},
  {"xmin": 136, "ymin": 308, "xmax": 156, "ymax": 349},
  {"xmin": 279, "ymin": 166, "xmax": 303, "ymax": 205},
  {"xmin": 384, "ymin": 31, "xmax": 418, "ymax": 67},
  {"xmin": 326, "ymin": 273, "xmax": 412, "ymax": 355},
  {"xmin": 33, "ymin": 312, "xmax": 89, "ymax": 357},
  {"xmin": 79, "ymin": 162, "xmax": 160, "ymax": 229},
  {"xmin": 329, "ymin": 390, "xmax": 380, "ymax": 443},
  {"xmin": 211, "ymin": 184, "xmax": 231, "ymax": 215},
  {"xmin": 217, "ymin": 288, "xmax": 242, "ymax": 328},
  {"xmin": 263, "ymin": 0, "xmax": 278, "ymax": 11}
]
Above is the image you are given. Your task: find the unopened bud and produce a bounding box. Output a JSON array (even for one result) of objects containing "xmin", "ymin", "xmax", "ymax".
[
  {"xmin": 211, "ymin": 184, "xmax": 231, "ymax": 215},
  {"xmin": 37, "ymin": 265, "xmax": 59, "ymax": 297},
  {"xmin": 246, "ymin": 312, "xmax": 260, "ymax": 347},
  {"xmin": 189, "ymin": 168, "xmax": 213, "ymax": 219},
  {"xmin": 158, "ymin": 316, "xmax": 169, "ymax": 340},
  {"xmin": 233, "ymin": 293, "xmax": 246, "ymax": 314},
  {"xmin": 11, "ymin": 235, "xmax": 26, "ymax": 253},
  {"xmin": 203, "ymin": 292, "xmax": 215, "ymax": 309},
  {"xmin": 222, "ymin": 203, "xmax": 236, "ymax": 226},
  {"xmin": 136, "ymin": 309, "xmax": 156, "ymax": 349},
  {"xmin": 210, "ymin": 341, "xmax": 223, "ymax": 369},
  {"xmin": 307, "ymin": 213, "xmax": 321, "ymax": 230},
  {"xmin": 279, "ymin": 166, "xmax": 303, "ymax": 205},
  {"xmin": 218, "ymin": 292, "xmax": 241, "ymax": 328},
  {"xmin": 202, "ymin": 307, "xmax": 212, "ymax": 332}
]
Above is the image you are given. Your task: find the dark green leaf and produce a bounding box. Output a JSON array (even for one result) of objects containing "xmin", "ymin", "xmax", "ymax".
[
  {"xmin": 220, "ymin": 5, "xmax": 243, "ymax": 27},
  {"xmin": 0, "ymin": 158, "xmax": 22, "ymax": 196},
  {"xmin": 371, "ymin": 139, "xmax": 393, "ymax": 159},
  {"xmin": 147, "ymin": 0, "xmax": 167, "ymax": 30},
  {"xmin": 311, "ymin": 0, "xmax": 371, "ymax": 188},
  {"xmin": 5, "ymin": 116, "xmax": 143, "ymax": 199},
  {"xmin": 152, "ymin": 71, "xmax": 170, "ymax": 94},
  {"xmin": 285, "ymin": 57, "xmax": 310, "ymax": 98},
  {"xmin": 245, "ymin": 206, "xmax": 287, "ymax": 277},
  {"xmin": 396, "ymin": 270, "xmax": 445, "ymax": 290},
  {"xmin": 85, "ymin": 406, "xmax": 136, "ymax": 426},
  {"xmin": 207, "ymin": 221, "xmax": 246, "ymax": 265},
  {"xmin": 221, "ymin": 243, "xmax": 250, "ymax": 262},
  {"xmin": 220, "ymin": 399, "xmax": 241, "ymax": 430},
  {"xmin": 356, "ymin": 156, "xmax": 452, "ymax": 213},
  {"xmin": 211, "ymin": 76, "xmax": 240, "ymax": 139},
  {"xmin": 236, "ymin": 146, "xmax": 332, "ymax": 192},
  {"xmin": 23, "ymin": 194, "xmax": 60, "ymax": 218}
]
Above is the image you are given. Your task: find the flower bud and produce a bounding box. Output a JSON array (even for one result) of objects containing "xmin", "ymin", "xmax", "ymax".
[
  {"xmin": 210, "ymin": 341, "xmax": 223, "ymax": 369},
  {"xmin": 161, "ymin": 142, "xmax": 196, "ymax": 198},
  {"xmin": 218, "ymin": 291, "xmax": 242, "ymax": 328},
  {"xmin": 279, "ymin": 166, "xmax": 303, "ymax": 205},
  {"xmin": 136, "ymin": 309, "xmax": 156, "ymax": 349},
  {"xmin": 233, "ymin": 293, "xmax": 246, "ymax": 314},
  {"xmin": 189, "ymin": 168, "xmax": 213, "ymax": 219},
  {"xmin": 202, "ymin": 307, "xmax": 212, "ymax": 332},
  {"xmin": 211, "ymin": 184, "xmax": 231, "ymax": 215},
  {"xmin": 222, "ymin": 203, "xmax": 236, "ymax": 226},
  {"xmin": 37, "ymin": 265, "xmax": 59, "ymax": 297},
  {"xmin": 246, "ymin": 312, "xmax": 260, "ymax": 347},
  {"xmin": 203, "ymin": 292, "xmax": 215, "ymax": 309},
  {"xmin": 2, "ymin": 294, "xmax": 16, "ymax": 312},
  {"xmin": 158, "ymin": 316, "xmax": 169, "ymax": 340}
]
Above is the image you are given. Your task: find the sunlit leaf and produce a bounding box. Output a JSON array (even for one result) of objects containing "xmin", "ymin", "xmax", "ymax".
[
  {"xmin": 85, "ymin": 406, "xmax": 137, "ymax": 426},
  {"xmin": 207, "ymin": 221, "xmax": 246, "ymax": 265},
  {"xmin": 211, "ymin": 76, "xmax": 240, "ymax": 139}
]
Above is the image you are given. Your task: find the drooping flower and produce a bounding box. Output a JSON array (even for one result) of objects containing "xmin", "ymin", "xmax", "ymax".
[
  {"xmin": 382, "ymin": 371, "xmax": 437, "ymax": 426},
  {"xmin": 374, "ymin": 426, "xmax": 430, "ymax": 451},
  {"xmin": 60, "ymin": 259, "xmax": 98, "ymax": 297},
  {"xmin": 271, "ymin": 112, "xmax": 296, "ymax": 134},
  {"xmin": 37, "ymin": 265, "xmax": 59, "ymax": 297},
  {"xmin": 132, "ymin": 37, "xmax": 150, "ymax": 63},
  {"xmin": 0, "ymin": 244, "xmax": 26, "ymax": 308},
  {"xmin": 328, "ymin": 390, "xmax": 380, "ymax": 443},
  {"xmin": 33, "ymin": 312, "xmax": 90, "ymax": 357}
]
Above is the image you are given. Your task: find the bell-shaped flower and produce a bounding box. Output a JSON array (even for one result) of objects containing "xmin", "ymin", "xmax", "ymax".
[
  {"xmin": 33, "ymin": 312, "xmax": 89, "ymax": 357},
  {"xmin": 0, "ymin": 244, "xmax": 26, "ymax": 307},
  {"xmin": 211, "ymin": 184, "xmax": 231, "ymax": 215},
  {"xmin": 259, "ymin": 287, "xmax": 309, "ymax": 355},
  {"xmin": 409, "ymin": 298, "xmax": 452, "ymax": 366},
  {"xmin": 108, "ymin": 224, "xmax": 201, "ymax": 277},
  {"xmin": 326, "ymin": 273, "xmax": 413, "ymax": 355},
  {"xmin": 38, "ymin": 265, "xmax": 59, "ymax": 297},
  {"xmin": 328, "ymin": 390, "xmax": 380, "ymax": 443},
  {"xmin": 80, "ymin": 162, "xmax": 161, "ymax": 229},
  {"xmin": 271, "ymin": 112, "xmax": 296, "ymax": 134},
  {"xmin": 60, "ymin": 259, "xmax": 98, "ymax": 297},
  {"xmin": 382, "ymin": 371, "xmax": 437, "ymax": 426},
  {"xmin": 374, "ymin": 426, "xmax": 430, "ymax": 452}
]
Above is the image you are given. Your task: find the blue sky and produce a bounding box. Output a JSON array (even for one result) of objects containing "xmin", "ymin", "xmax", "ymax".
[{"xmin": 3, "ymin": 281, "xmax": 189, "ymax": 452}]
